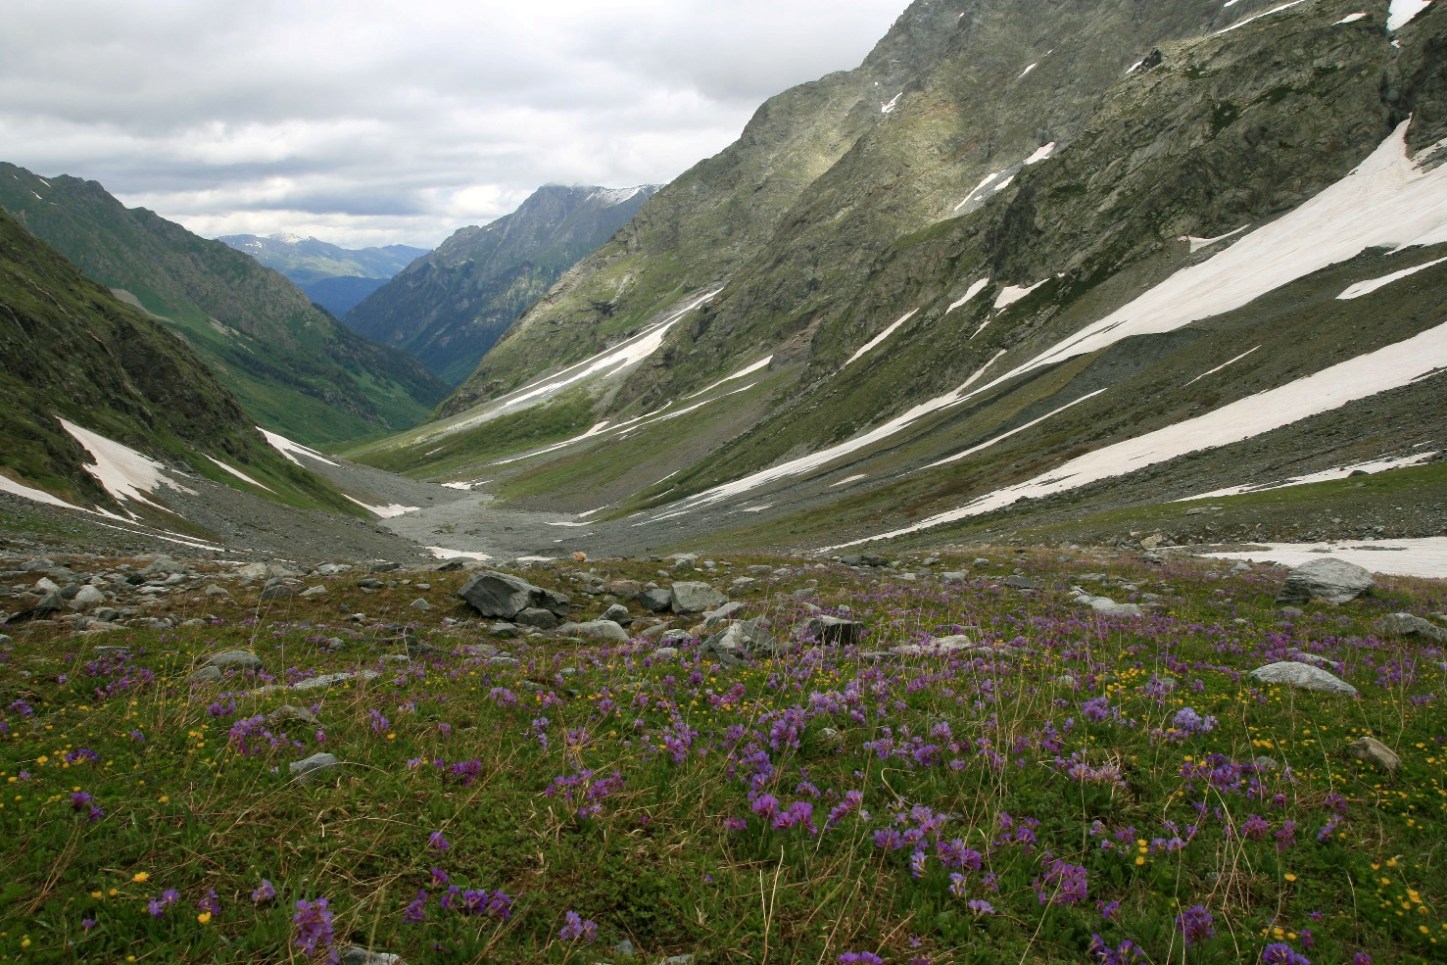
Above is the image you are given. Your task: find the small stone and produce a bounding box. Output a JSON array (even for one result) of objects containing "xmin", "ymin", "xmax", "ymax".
[
  {"xmin": 1003, "ymin": 575, "xmax": 1042, "ymax": 590},
  {"xmin": 1347, "ymin": 736, "xmax": 1400, "ymax": 771},
  {"xmin": 300, "ymin": 586, "xmax": 328, "ymax": 598},
  {"xmin": 291, "ymin": 670, "xmax": 379, "ymax": 692},
  {"xmin": 557, "ymin": 620, "xmax": 631, "ymax": 643},
  {"xmin": 265, "ymin": 705, "xmax": 321, "ymax": 728},
  {"xmin": 600, "ymin": 603, "xmax": 631, "ymax": 624},
  {"xmin": 639, "ymin": 588, "xmax": 673, "ymax": 612},
  {"xmin": 703, "ymin": 601, "xmax": 746, "ymax": 627},
  {"xmin": 204, "ymin": 584, "xmax": 231, "ymax": 598},
  {"xmin": 289, "ymin": 752, "xmax": 340, "ymax": 784},
  {"xmin": 409, "ymin": 598, "xmax": 431, "ymax": 611},
  {"xmin": 339, "ymin": 947, "xmax": 402, "ymax": 965},
  {"xmin": 70, "ymin": 585, "xmax": 106, "ymax": 610},
  {"xmin": 516, "ymin": 607, "xmax": 560, "ymax": 630},
  {"xmin": 206, "ymin": 649, "xmax": 262, "ymax": 672},
  {"xmin": 189, "ymin": 665, "xmax": 223, "ymax": 684},
  {"xmin": 260, "ymin": 582, "xmax": 300, "ymax": 601},
  {"xmin": 651, "ymin": 647, "xmax": 680, "ymax": 660}
]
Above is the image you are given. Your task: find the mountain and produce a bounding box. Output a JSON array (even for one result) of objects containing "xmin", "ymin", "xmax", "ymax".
[
  {"xmin": 0, "ymin": 206, "xmax": 359, "ymax": 527},
  {"xmin": 218, "ymin": 233, "xmax": 428, "ymax": 317},
  {"xmin": 0, "ymin": 165, "xmax": 448, "ymax": 447},
  {"xmin": 344, "ymin": 184, "xmax": 658, "ymax": 386},
  {"xmin": 357, "ymin": 0, "xmax": 1447, "ymax": 556}
]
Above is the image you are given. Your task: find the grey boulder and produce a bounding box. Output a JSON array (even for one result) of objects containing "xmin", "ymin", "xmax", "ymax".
[
  {"xmin": 1276, "ymin": 558, "xmax": 1373, "ymax": 604},
  {"xmin": 670, "ymin": 582, "xmax": 727, "ymax": 614},
  {"xmin": 1248, "ymin": 661, "xmax": 1357, "ymax": 696},
  {"xmin": 458, "ymin": 570, "xmax": 570, "ymax": 619}
]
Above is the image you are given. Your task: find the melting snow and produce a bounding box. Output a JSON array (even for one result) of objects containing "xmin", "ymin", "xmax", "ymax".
[
  {"xmin": 1018, "ymin": 63, "xmax": 1037, "ymax": 80},
  {"xmin": 1202, "ymin": 537, "xmax": 1447, "ymax": 579},
  {"xmin": 954, "ymin": 172, "xmax": 1004, "ymax": 211},
  {"xmin": 1388, "ymin": 0, "xmax": 1432, "ymax": 32},
  {"xmin": 442, "ymin": 481, "xmax": 478, "ymax": 490},
  {"xmin": 1024, "ymin": 142, "xmax": 1057, "ymax": 166},
  {"xmin": 1183, "ymin": 225, "xmax": 1248, "ymax": 252},
  {"xmin": 830, "ymin": 474, "xmax": 869, "ymax": 488},
  {"xmin": 433, "ymin": 288, "xmax": 722, "ymax": 440},
  {"xmin": 344, "ymin": 497, "xmax": 419, "ymax": 518},
  {"xmin": 428, "ymin": 546, "xmax": 492, "ymax": 561},
  {"xmin": 0, "ymin": 472, "xmax": 84, "ymax": 511},
  {"xmin": 741, "ymin": 504, "xmax": 773, "ymax": 513},
  {"xmin": 259, "ymin": 428, "xmax": 339, "ymax": 467},
  {"xmin": 925, "ymin": 390, "xmax": 1109, "ymax": 469},
  {"xmin": 881, "ymin": 92, "xmax": 903, "ymax": 114},
  {"xmin": 1213, "ymin": 0, "xmax": 1311, "ymax": 36},
  {"xmin": 1337, "ymin": 255, "xmax": 1447, "ymax": 299},
  {"xmin": 993, "ymin": 279, "xmax": 1047, "ymax": 310},
  {"xmin": 1336, "ymin": 12, "xmax": 1371, "ymax": 23},
  {"xmin": 992, "ymin": 176, "xmax": 1015, "ymax": 193},
  {"xmin": 686, "ymin": 356, "xmax": 773, "ymax": 399},
  {"xmin": 60, "ymin": 419, "xmax": 193, "ymax": 514},
  {"xmin": 825, "ymin": 320, "xmax": 1447, "ymax": 550},
  {"xmin": 1183, "ymin": 345, "xmax": 1261, "ymax": 387},
  {"xmin": 846, "ymin": 310, "xmax": 918, "ymax": 366},
  {"xmin": 205, "ymin": 455, "xmax": 275, "ymax": 493},
  {"xmin": 1182, "ymin": 450, "xmax": 1440, "ymax": 500},
  {"xmin": 947, "ymin": 278, "xmax": 991, "ymax": 314}
]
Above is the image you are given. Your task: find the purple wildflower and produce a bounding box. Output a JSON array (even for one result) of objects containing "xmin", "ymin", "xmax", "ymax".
[
  {"xmin": 403, "ymin": 890, "xmax": 428, "ymax": 924},
  {"xmin": 1033, "ymin": 857, "xmax": 1089, "ymax": 906},
  {"xmin": 252, "ymin": 879, "xmax": 276, "ymax": 904},
  {"xmin": 428, "ymin": 831, "xmax": 450, "ymax": 852},
  {"xmin": 966, "ymin": 899, "xmax": 994, "ymax": 915},
  {"xmin": 559, "ymin": 910, "xmax": 598, "ymax": 943},
  {"xmin": 1176, "ymin": 904, "xmax": 1215, "ymax": 945},
  {"xmin": 1261, "ymin": 943, "xmax": 1311, "ymax": 965},
  {"xmin": 291, "ymin": 898, "xmax": 336, "ymax": 961},
  {"xmin": 838, "ymin": 954, "xmax": 885, "ymax": 965}
]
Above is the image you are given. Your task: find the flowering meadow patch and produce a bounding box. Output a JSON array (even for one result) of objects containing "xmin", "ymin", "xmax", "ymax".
[{"xmin": 0, "ymin": 548, "xmax": 1442, "ymax": 961}]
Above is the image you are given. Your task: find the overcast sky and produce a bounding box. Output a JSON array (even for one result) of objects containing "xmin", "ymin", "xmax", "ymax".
[{"xmin": 0, "ymin": 0, "xmax": 906, "ymax": 249}]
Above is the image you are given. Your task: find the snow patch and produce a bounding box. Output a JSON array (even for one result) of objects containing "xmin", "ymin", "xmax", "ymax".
[
  {"xmin": 1203, "ymin": 537, "xmax": 1447, "ymax": 579},
  {"xmin": 993, "ymin": 279, "xmax": 1047, "ymax": 310},
  {"xmin": 954, "ymin": 172, "xmax": 1004, "ymax": 211},
  {"xmin": 686, "ymin": 356, "xmax": 773, "ymax": 399},
  {"xmin": 846, "ymin": 310, "xmax": 918, "ymax": 366},
  {"xmin": 1388, "ymin": 0, "xmax": 1432, "ymax": 32},
  {"xmin": 830, "ymin": 474, "xmax": 868, "ymax": 488},
  {"xmin": 925, "ymin": 390, "xmax": 1109, "ymax": 469},
  {"xmin": 1182, "ymin": 450, "xmax": 1440, "ymax": 499},
  {"xmin": 1023, "ymin": 142, "xmax": 1057, "ymax": 166},
  {"xmin": 0, "ymin": 472, "xmax": 84, "ymax": 511},
  {"xmin": 1335, "ymin": 12, "xmax": 1370, "ymax": 23},
  {"xmin": 1337, "ymin": 255, "xmax": 1447, "ymax": 299},
  {"xmin": 881, "ymin": 92, "xmax": 903, "ymax": 114},
  {"xmin": 344, "ymin": 497, "xmax": 419, "ymax": 518},
  {"xmin": 259, "ymin": 428, "xmax": 338, "ymax": 467},
  {"xmin": 205, "ymin": 455, "xmax": 276, "ymax": 493},
  {"xmin": 947, "ymin": 278, "xmax": 991, "ymax": 314},
  {"xmin": 60, "ymin": 419, "xmax": 193, "ymax": 514},
  {"xmin": 1213, "ymin": 0, "xmax": 1311, "ymax": 36},
  {"xmin": 1018, "ymin": 63, "xmax": 1037, "ymax": 80},
  {"xmin": 427, "ymin": 546, "xmax": 492, "ymax": 561},
  {"xmin": 825, "ymin": 320, "xmax": 1447, "ymax": 550},
  {"xmin": 1183, "ymin": 345, "xmax": 1261, "ymax": 387},
  {"xmin": 1183, "ymin": 225, "xmax": 1248, "ymax": 252}
]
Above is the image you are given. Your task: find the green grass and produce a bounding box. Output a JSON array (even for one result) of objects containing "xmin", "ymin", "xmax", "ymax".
[{"xmin": 1, "ymin": 549, "xmax": 1443, "ymax": 962}]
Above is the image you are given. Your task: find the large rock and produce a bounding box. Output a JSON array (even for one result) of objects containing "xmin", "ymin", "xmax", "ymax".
[
  {"xmin": 556, "ymin": 620, "xmax": 631, "ymax": 643},
  {"xmin": 1276, "ymin": 558, "xmax": 1374, "ymax": 605},
  {"xmin": 670, "ymin": 582, "xmax": 727, "ymax": 614},
  {"xmin": 803, "ymin": 616, "xmax": 865, "ymax": 646},
  {"xmin": 639, "ymin": 588, "xmax": 673, "ymax": 612},
  {"xmin": 458, "ymin": 570, "xmax": 570, "ymax": 619},
  {"xmin": 1070, "ymin": 587, "xmax": 1143, "ymax": 617},
  {"xmin": 1248, "ymin": 661, "xmax": 1358, "ymax": 696},
  {"xmin": 701, "ymin": 620, "xmax": 786, "ymax": 665},
  {"xmin": 70, "ymin": 585, "xmax": 107, "ymax": 610},
  {"xmin": 1380, "ymin": 613, "xmax": 1447, "ymax": 643}
]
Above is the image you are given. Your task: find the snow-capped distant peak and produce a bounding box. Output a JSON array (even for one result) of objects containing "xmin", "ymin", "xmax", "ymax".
[
  {"xmin": 589, "ymin": 186, "xmax": 648, "ymax": 207},
  {"xmin": 267, "ymin": 231, "xmax": 307, "ymax": 245}
]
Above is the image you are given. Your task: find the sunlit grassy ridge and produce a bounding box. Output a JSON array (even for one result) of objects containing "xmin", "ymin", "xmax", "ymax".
[{"xmin": 0, "ymin": 550, "xmax": 1443, "ymax": 963}]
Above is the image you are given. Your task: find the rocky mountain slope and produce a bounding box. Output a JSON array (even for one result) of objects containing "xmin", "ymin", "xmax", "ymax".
[
  {"xmin": 356, "ymin": 0, "xmax": 1446, "ymax": 559},
  {"xmin": 219, "ymin": 233, "xmax": 428, "ymax": 318},
  {"xmin": 346, "ymin": 184, "xmax": 657, "ymax": 385},
  {"xmin": 0, "ymin": 165, "xmax": 448, "ymax": 446}
]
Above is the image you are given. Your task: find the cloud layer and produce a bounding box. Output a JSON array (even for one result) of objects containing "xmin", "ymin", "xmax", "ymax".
[{"xmin": 0, "ymin": 0, "xmax": 905, "ymax": 247}]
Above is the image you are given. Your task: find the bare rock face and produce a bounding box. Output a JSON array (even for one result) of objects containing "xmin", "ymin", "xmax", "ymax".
[
  {"xmin": 457, "ymin": 571, "xmax": 570, "ymax": 619},
  {"xmin": 1276, "ymin": 558, "xmax": 1373, "ymax": 605}
]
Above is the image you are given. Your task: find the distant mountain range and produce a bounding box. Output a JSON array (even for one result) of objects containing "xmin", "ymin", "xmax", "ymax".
[
  {"xmin": 218, "ymin": 233, "xmax": 429, "ymax": 317},
  {"xmin": 0, "ymin": 164, "xmax": 448, "ymax": 446},
  {"xmin": 344, "ymin": 184, "xmax": 657, "ymax": 385}
]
